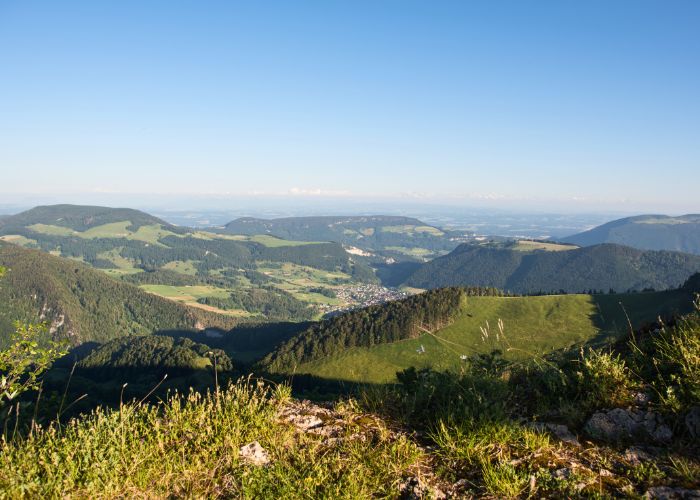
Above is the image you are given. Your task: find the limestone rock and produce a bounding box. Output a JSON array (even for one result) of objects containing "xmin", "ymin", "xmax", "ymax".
[
  {"xmin": 645, "ymin": 486, "xmax": 700, "ymax": 499},
  {"xmin": 584, "ymin": 408, "xmax": 672, "ymax": 444},
  {"xmin": 239, "ymin": 441, "xmax": 270, "ymax": 466},
  {"xmin": 530, "ymin": 422, "xmax": 580, "ymax": 447}
]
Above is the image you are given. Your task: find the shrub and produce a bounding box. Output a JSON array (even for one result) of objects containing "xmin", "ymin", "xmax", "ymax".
[
  {"xmin": 576, "ymin": 347, "xmax": 635, "ymax": 408},
  {"xmin": 1, "ymin": 322, "xmax": 67, "ymax": 409},
  {"xmin": 652, "ymin": 301, "xmax": 700, "ymax": 412}
]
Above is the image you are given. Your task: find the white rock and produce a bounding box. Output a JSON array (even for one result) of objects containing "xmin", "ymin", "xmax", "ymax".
[{"xmin": 239, "ymin": 441, "xmax": 270, "ymax": 466}]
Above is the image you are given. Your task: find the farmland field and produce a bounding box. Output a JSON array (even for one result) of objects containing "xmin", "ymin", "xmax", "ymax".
[
  {"xmin": 139, "ymin": 284, "xmax": 252, "ymax": 317},
  {"xmin": 0, "ymin": 235, "xmax": 38, "ymax": 246},
  {"xmin": 27, "ymin": 221, "xmax": 174, "ymax": 245},
  {"xmin": 256, "ymin": 262, "xmax": 348, "ymax": 305},
  {"xmin": 380, "ymin": 225, "xmax": 444, "ymax": 236},
  {"xmin": 512, "ymin": 240, "xmax": 578, "ymax": 252},
  {"xmin": 162, "ymin": 260, "xmax": 198, "ymax": 275}
]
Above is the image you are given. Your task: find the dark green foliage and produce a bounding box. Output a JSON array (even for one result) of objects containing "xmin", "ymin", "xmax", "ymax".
[
  {"xmin": 562, "ymin": 214, "xmax": 700, "ymax": 254},
  {"xmin": 260, "ymin": 287, "xmax": 505, "ymax": 371},
  {"xmin": 78, "ymin": 335, "xmax": 232, "ymax": 375},
  {"xmin": 683, "ymin": 272, "xmax": 700, "ymax": 293},
  {"xmin": 0, "ymin": 204, "xmax": 176, "ymax": 232},
  {"xmin": 308, "ymin": 287, "xmax": 337, "ymax": 298},
  {"xmin": 198, "ymin": 287, "xmax": 314, "ymax": 321},
  {"xmin": 0, "ymin": 244, "xmax": 238, "ymax": 346},
  {"xmin": 392, "ymin": 366, "xmax": 509, "ymax": 424},
  {"xmin": 405, "ymin": 243, "xmax": 700, "ymax": 293},
  {"xmin": 121, "ymin": 269, "xmax": 202, "ymax": 286}
]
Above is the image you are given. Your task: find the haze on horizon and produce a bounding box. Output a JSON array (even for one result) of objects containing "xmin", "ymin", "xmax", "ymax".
[{"xmin": 1, "ymin": 1, "xmax": 699, "ymax": 214}]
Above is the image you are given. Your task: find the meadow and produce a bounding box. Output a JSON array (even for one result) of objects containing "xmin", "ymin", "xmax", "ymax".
[{"xmin": 294, "ymin": 290, "xmax": 692, "ymax": 383}]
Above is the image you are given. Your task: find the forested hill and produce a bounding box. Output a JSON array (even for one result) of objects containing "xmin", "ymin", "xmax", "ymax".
[
  {"xmin": 259, "ymin": 287, "xmax": 505, "ymax": 372},
  {"xmin": 223, "ymin": 215, "xmax": 463, "ymax": 252},
  {"xmin": 0, "ymin": 243, "xmax": 238, "ymax": 346},
  {"xmin": 0, "ymin": 204, "xmax": 176, "ymax": 232},
  {"xmin": 403, "ymin": 243, "xmax": 700, "ymax": 293},
  {"xmin": 561, "ymin": 214, "xmax": 700, "ymax": 254}
]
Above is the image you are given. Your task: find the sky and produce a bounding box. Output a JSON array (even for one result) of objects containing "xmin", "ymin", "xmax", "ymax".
[{"xmin": 1, "ymin": 1, "xmax": 699, "ymax": 213}]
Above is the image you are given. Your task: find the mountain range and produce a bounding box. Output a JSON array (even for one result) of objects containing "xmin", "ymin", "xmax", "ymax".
[
  {"xmin": 401, "ymin": 242, "xmax": 700, "ymax": 293},
  {"xmin": 561, "ymin": 214, "xmax": 700, "ymax": 254}
]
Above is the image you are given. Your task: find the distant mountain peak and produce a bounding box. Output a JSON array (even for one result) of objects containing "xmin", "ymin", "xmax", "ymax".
[{"xmin": 561, "ymin": 214, "xmax": 700, "ymax": 254}]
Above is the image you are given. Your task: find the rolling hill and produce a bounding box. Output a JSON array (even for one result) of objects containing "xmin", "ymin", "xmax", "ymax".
[
  {"xmin": 402, "ymin": 243, "xmax": 700, "ymax": 293},
  {"xmin": 0, "ymin": 243, "xmax": 239, "ymax": 347},
  {"xmin": 561, "ymin": 214, "xmax": 700, "ymax": 254},
  {"xmin": 0, "ymin": 205, "xmax": 378, "ymax": 320},
  {"xmin": 258, "ymin": 281, "xmax": 698, "ymax": 384},
  {"xmin": 0, "ymin": 204, "xmax": 177, "ymax": 233},
  {"xmin": 223, "ymin": 215, "xmax": 469, "ymax": 255}
]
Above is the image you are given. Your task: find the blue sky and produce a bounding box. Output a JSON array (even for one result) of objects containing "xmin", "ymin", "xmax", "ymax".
[{"xmin": 1, "ymin": 1, "xmax": 699, "ymax": 212}]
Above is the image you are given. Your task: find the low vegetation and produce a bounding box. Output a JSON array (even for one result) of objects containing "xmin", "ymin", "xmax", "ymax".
[
  {"xmin": 358, "ymin": 299, "xmax": 700, "ymax": 497},
  {"xmin": 0, "ymin": 380, "xmax": 426, "ymax": 498}
]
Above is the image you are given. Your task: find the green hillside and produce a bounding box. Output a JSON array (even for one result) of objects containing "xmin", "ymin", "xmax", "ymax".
[
  {"xmin": 403, "ymin": 242, "xmax": 700, "ymax": 293},
  {"xmin": 0, "ymin": 243, "xmax": 238, "ymax": 347},
  {"xmin": 561, "ymin": 214, "xmax": 700, "ymax": 254},
  {"xmin": 0, "ymin": 204, "xmax": 175, "ymax": 233},
  {"xmin": 223, "ymin": 215, "xmax": 469, "ymax": 257},
  {"xmin": 0, "ymin": 205, "xmax": 378, "ymax": 320},
  {"xmin": 287, "ymin": 289, "xmax": 695, "ymax": 384}
]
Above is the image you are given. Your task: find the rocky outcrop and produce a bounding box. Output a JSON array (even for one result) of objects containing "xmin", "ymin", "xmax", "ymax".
[
  {"xmin": 584, "ymin": 408, "xmax": 673, "ymax": 444},
  {"xmin": 645, "ymin": 486, "xmax": 700, "ymax": 499},
  {"xmin": 685, "ymin": 406, "xmax": 700, "ymax": 439},
  {"xmin": 530, "ymin": 422, "xmax": 580, "ymax": 447}
]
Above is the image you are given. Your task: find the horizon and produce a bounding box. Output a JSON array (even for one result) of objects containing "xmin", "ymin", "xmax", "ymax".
[{"xmin": 2, "ymin": 1, "xmax": 699, "ymax": 213}]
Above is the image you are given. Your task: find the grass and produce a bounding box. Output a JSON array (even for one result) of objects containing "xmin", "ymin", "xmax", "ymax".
[
  {"xmin": 384, "ymin": 246, "xmax": 433, "ymax": 257},
  {"xmin": 0, "ymin": 235, "xmax": 38, "ymax": 247},
  {"xmin": 257, "ymin": 262, "xmax": 350, "ymax": 305},
  {"xmin": 247, "ymin": 234, "xmax": 322, "ymax": 247},
  {"xmin": 294, "ymin": 290, "xmax": 692, "ymax": 383},
  {"xmin": 380, "ymin": 225, "xmax": 444, "ymax": 236},
  {"xmin": 512, "ymin": 240, "xmax": 577, "ymax": 252},
  {"xmin": 27, "ymin": 221, "xmax": 175, "ymax": 246},
  {"xmin": 162, "ymin": 259, "xmax": 199, "ymax": 276},
  {"xmin": 356, "ymin": 302, "xmax": 700, "ymax": 497},
  {"xmin": 139, "ymin": 284, "xmax": 253, "ymax": 317},
  {"xmin": 0, "ymin": 380, "xmax": 424, "ymax": 498},
  {"xmin": 140, "ymin": 284, "xmax": 232, "ymax": 301},
  {"xmin": 192, "ymin": 232, "xmax": 323, "ymax": 247},
  {"xmin": 27, "ymin": 223, "xmax": 75, "ymax": 236},
  {"xmin": 96, "ymin": 248, "xmax": 140, "ymax": 272}
]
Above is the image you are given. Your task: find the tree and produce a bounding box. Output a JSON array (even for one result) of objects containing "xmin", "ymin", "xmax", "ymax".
[
  {"xmin": 0, "ymin": 266, "xmax": 68, "ymax": 406},
  {"xmin": 0, "ymin": 322, "xmax": 67, "ymax": 407}
]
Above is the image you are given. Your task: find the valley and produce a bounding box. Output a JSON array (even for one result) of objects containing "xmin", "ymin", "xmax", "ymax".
[{"xmin": 1, "ymin": 205, "xmax": 699, "ymax": 498}]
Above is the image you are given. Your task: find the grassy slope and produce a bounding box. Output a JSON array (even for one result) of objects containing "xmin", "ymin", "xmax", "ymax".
[
  {"xmin": 28, "ymin": 221, "xmax": 173, "ymax": 245},
  {"xmin": 295, "ymin": 290, "xmax": 692, "ymax": 383},
  {"xmin": 0, "ymin": 381, "xmax": 425, "ymax": 498}
]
